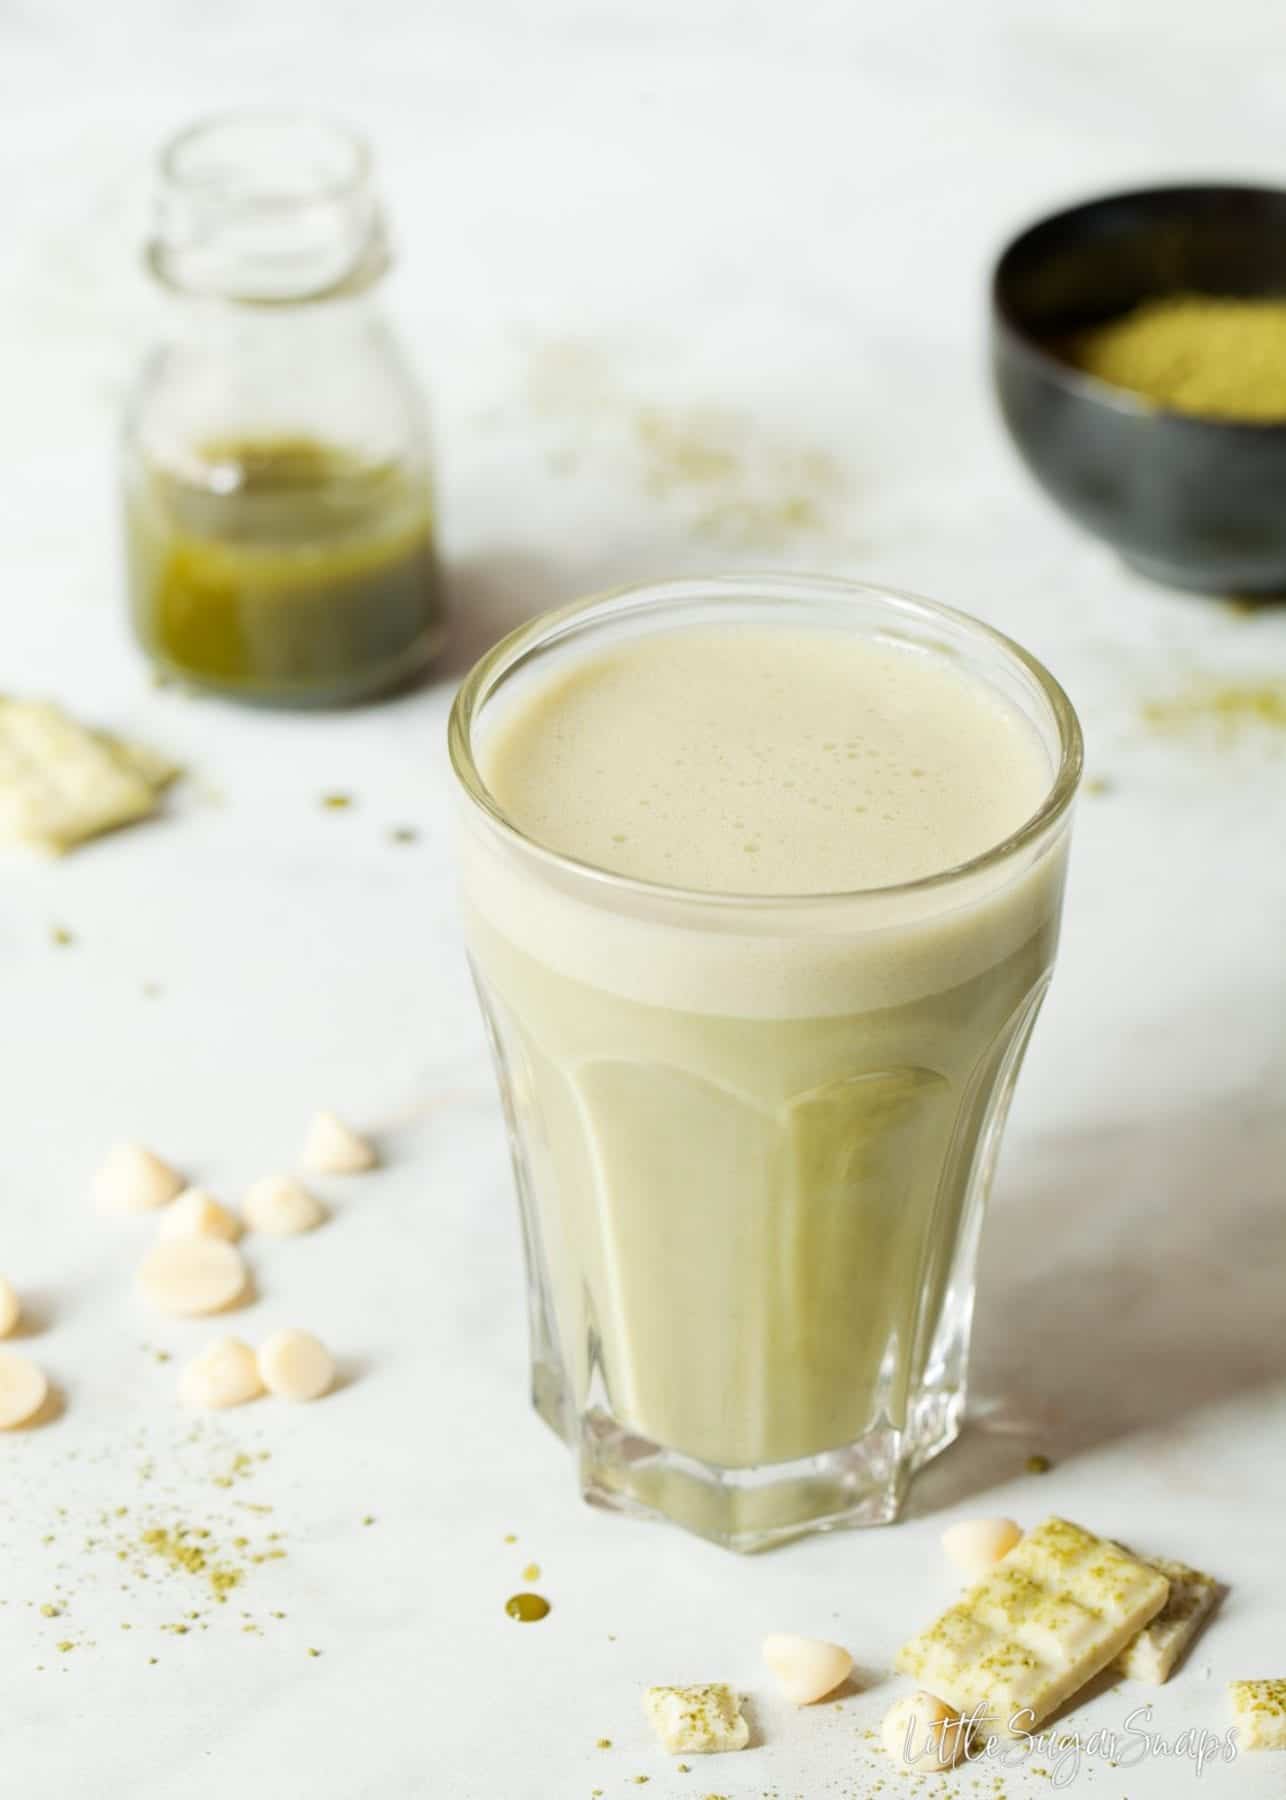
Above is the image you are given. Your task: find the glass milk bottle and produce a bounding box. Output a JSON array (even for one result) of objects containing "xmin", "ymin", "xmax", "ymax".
[{"xmin": 122, "ymin": 113, "xmax": 445, "ymax": 706}]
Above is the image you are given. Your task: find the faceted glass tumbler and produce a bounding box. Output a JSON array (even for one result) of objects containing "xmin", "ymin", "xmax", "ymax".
[{"xmin": 449, "ymin": 575, "xmax": 1081, "ymax": 1551}]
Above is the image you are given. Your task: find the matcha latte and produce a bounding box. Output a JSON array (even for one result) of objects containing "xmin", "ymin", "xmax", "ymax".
[{"xmin": 450, "ymin": 577, "xmax": 1081, "ymax": 1549}]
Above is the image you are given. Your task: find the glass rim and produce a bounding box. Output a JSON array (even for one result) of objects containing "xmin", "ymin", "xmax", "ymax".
[
  {"xmin": 448, "ymin": 572, "xmax": 1084, "ymax": 911},
  {"xmin": 156, "ymin": 109, "xmax": 373, "ymax": 209}
]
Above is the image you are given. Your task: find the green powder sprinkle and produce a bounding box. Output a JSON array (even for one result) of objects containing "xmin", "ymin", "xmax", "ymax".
[{"xmin": 1143, "ymin": 679, "xmax": 1286, "ymax": 741}]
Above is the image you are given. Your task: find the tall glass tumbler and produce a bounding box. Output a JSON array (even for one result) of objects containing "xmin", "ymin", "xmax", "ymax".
[{"xmin": 449, "ymin": 575, "xmax": 1082, "ymax": 1551}]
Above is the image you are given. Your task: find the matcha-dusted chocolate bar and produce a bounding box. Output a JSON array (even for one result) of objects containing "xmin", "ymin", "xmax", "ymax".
[{"xmin": 896, "ymin": 1517, "xmax": 1169, "ymax": 1737}]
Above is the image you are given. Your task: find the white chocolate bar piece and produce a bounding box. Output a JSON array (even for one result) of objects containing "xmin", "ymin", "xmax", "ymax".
[
  {"xmin": 1114, "ymin": 1551, "xmax": 1222, "ymax": 1682},
  {"xmin": 642, "ymin": 1684, "xmax": 749, "ymax": 1754},
  {"xmin": 0, "ymin": 698, "xmax": 176, "ymax": 853},
  {"xmin": 1230, "ymin": 1680, "xmax": 1286, "ymax": 1750},
  {"xmin": 896, "ymin": 1516, "xmax": 1169, "ymax": 1737}
]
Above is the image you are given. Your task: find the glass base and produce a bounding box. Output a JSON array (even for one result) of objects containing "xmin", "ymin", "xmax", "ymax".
[{"xmin": 541, "ymin": 1385, "xmax": 964, "ymax": 1553}]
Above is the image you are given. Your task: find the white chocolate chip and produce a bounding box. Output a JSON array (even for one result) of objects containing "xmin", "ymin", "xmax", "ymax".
[
  {"xmin": 158, "ymin": 1187, "xmax": 241, "ymax": 1242},
  {"xmin": 93, "ymin": 1142, "xmax": 185, "ymax": 1215},
  {"xmin": 762, "ymin": 1633, "xmax": 853, "ymax": 1705},
  {"xmin": 137, "ymin": 1237, "xmax": 247, "ymax": 1316},
  {"xmin": 0, "ymin": 1350, "xmax": 48, "ymax": 1428},
  {"xmin": 178, "ymin": 1337, "xmax": 264, "ymax": 1410},
  {"xmin": 242, "ymin": 1176, "xmax": 325, "ymax": 1236},
  {"xmin": 941, "ymin": 1516, "xmax": 1023, "ymax": 1582},
  {"xmin": 301, "ymin": 1111, "xmax": 377, "ymax": 1175},
  {"xmin": 642, "ymin": 1684, "xmax": 749, "ymax": 1755},
  {"xmin": 0, "ymin": 1275, "xmax": 20, "ymax": 1338},
  {"xmin": 257, "ymin": 1328, "xmax": 334, "ymax": 1402},
  {"xmin": 882, "ymin": 1691, "xmax": 965, "ymax": 1771}
]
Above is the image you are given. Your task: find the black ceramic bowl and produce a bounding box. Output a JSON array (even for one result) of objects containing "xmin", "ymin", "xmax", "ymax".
[{"xmin": 992, "ymin": 184, "xmax": 1286, "ymax": 594}]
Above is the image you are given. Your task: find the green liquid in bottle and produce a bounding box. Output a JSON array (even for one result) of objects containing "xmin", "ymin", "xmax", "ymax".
[{"xmin": 125, "ymin": 436, "xmax": 446, "ymax": 706}]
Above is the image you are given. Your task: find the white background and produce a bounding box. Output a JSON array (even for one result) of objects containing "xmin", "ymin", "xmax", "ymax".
[{"xmin": 2, "ymin": 3, "xmax": 1284, "ymax": 1796}]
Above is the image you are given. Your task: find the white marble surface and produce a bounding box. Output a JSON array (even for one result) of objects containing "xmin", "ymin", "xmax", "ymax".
[{"xmin": 3, "ymin": 3, "xmax": 1285, "ymax": 1795}]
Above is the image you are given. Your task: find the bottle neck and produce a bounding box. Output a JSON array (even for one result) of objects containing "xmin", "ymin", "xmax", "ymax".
[{"xmin": 147, "ymin": 113, "xmax": 387, "ymax": 306}]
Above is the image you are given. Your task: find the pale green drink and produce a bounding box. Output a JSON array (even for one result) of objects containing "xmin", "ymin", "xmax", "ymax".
[{"xmin": 451, "ymin": 577, "xmax": 1080, "ymax": 1548}]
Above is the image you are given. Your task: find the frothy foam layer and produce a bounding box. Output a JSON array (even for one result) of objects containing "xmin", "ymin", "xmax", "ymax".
[
  {"xmin": 462, "ymin": 623, "xmax": 1067, "ymax": 1017},
  {"xmin": 480, "ymin": 629, "xmax": 1052, "ymax": 896}
]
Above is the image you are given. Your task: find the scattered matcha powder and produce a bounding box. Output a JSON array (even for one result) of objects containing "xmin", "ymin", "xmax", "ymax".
[
  {"xmin": 321, "ymin": 792, "xmax": 353, "ymax": 810},
  {"xmin": 1143, "ymin": 678, "xmax": 1286, "ymax": 741},
  {"xmin": 632, "ymin": 407, "xmax": 845, "ymax": 548},
  {"xmin": 140, "ymin": 1527, "xmax": 246, "ymax": 1601},
  {"xmin": 1025, "ymin": 1453, "xmax": 1053, "ymax": 1475},
  {"xmin": 50, "ymin": 926, "xmax": 75, "ymax": 947},
  {"xmin": 389, "ymin": 826, "xmax": 418, "ymax": 844}
]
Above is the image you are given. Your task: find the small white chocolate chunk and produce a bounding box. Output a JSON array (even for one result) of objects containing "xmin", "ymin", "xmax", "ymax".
[
  {"xmin": 257, "ymin": 1328, "xmax": 334, "ymax": 1402},
  {"xmin": 0, "ymin": 1275, "xmax": 20, "ymax": 1338},
  {"xmin": 1230, "ymin": 1679, "xmax": 1286, "ymax": 1750},
  {"xmin": 942, "ymin": 1517, "xmax": 1023, "ymax": 1581},
  {"xmin": 0, "ymin": 1350, "xmax": 48, "ymax": 1428},
  {"xmin": 882, "ymin": 1691, "xmax": 965, "ymax": 1771},
  {"xmin": 242, "ymin": 1176, "xmax": 325, "ymax": 1237},
  {"xmin": 178, "ymin": 1337, "xmax": 263, "ymax": 1410},
  {"xmin": 1114, "ymin": 1551, "xmax": 1223, "ymax": 1683},
  {"xmin": 94, "ymin": 1142, "xmax": 185, "ymax": 1215},
  {"xmin": 642, "ymin": 1684, "xmax": 749, "ymax": 1755},
  {"xmin": 762, "ymin": 1633, "xmax": 853, "ymax": 1705},
  {"xmin": 301, "ymin": 1111, "xmax": 376, "ymax": 1175},
  {"xmin": 137, "ymin": 1237, "xmax": 247, "ymax": 1316},
  {"xmin": 158, "ymin": 1187, "xmax": 241, "ymax": 1242}
]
